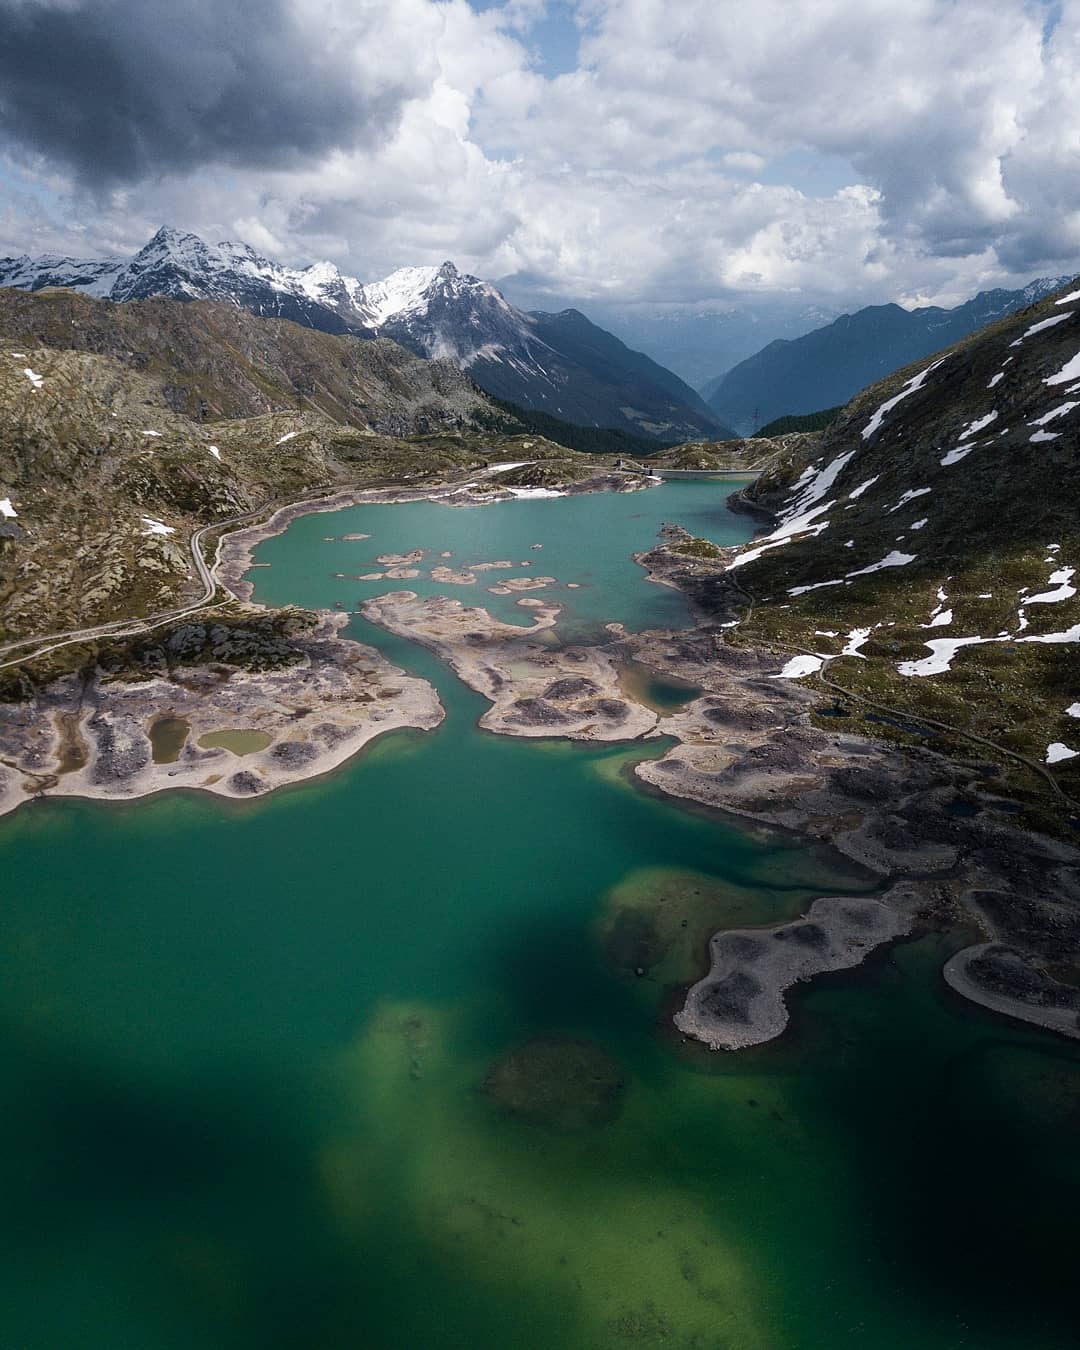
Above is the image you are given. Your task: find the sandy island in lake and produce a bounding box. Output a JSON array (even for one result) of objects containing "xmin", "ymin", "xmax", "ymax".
[
  {"xmin": 487, "ymin": 576, "xmax": 556, "ymax": 595},
  {"xmin": 431, "ymin": 565, "xmax": 477, "ymax": 585}
]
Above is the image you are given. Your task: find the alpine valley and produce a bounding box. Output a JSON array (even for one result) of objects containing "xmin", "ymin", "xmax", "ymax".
[{"xmin": 3, "ymin": 242, "xmax": 1080, "ymax": 1350}]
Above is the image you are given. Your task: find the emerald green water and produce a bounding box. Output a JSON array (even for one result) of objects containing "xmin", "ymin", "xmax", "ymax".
[
  {"xmin": 3, "ymin": 481, "xmax": 1079, "ymax": 1348},
  {"xmin": 258, "ymin": 478, "xmax": 744, "ymax": 637}
]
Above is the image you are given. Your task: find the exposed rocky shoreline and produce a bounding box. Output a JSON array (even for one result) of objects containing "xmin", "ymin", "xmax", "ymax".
[
  {"xmin": 622, "ymin": 551, "xmax": 1080, "ymax": 1049},
  {"xmin": 0, "ymin": 470, "xmax": 654, "ymax": 819},
  {"xmin": 943, "ymin": 942, "xmax": 1080, "ymax": 1040},
  {"xmin": 357, "ymin": 513, "xmax": 1080, "ymax": 1049},
  {"xmin": 0, "ymin": 612, "xmax": 442, "ymax": 817},
  {"xmin": 361, "ymin": 590, "xmax": 658, "ymax": 742}
]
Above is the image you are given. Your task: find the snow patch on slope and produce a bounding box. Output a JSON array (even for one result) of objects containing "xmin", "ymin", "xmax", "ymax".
[
  {"xmin": 772, "ymin": 655, "xmax": 826, "ymax": 680},
  {"xmin": 889, "ymin": 487, "xmax": 931, "ymax": 513},
  {"xmin": 898, "ymin": 635, "xmax": 1006, "ymax": 677},
  {"xmin": 958, "ymin": 410, "xmax": 997, "ymax": 440},
  {"xmin": 1010, "ymin": 312, "xmax": 1073, "ymax": 345},
  {"xmin": 1045, "ymin": 351, "xmax": 1080, "ymax": 386},
  {"xmin": 846, "ymin": 551, "xmax": 917, "ymax": 578},
  {"xmin": 1017, "ymin": 624, "xmax": 1080, "ymax": 645},
  {"xmin": 1026, "ymin": 568, "xmax": 1076, "ymax": 604},
  {"xmin": 1030, "ymin": 401, "xmax": 1078, "ymax": 428},
  {"xmin": 726, "ymin": 500, "xmax": 835, "ymax": 570},
  {"xmin": 862, "ymin": 359, "xmax": 945, "ymax": 440}
]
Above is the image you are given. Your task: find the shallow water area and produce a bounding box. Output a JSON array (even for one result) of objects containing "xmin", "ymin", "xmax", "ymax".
[
  {"xmin": 149, "ymin": 715, "xmax": 190, "ymax": 764},
  {"xmin": 255, "ymin": 478, "xmax": 752, "ymax": 639},
  {"xmin": 196, "ymin": 728, "xmax": 274, "ymax": 756},
  {"xmin": 2, "ymin": 479, "xmax": 1079, "ymax": 1349},
  {"xmin": 618, "ymin": 661, "xmax": 703, "ymax": 713}
]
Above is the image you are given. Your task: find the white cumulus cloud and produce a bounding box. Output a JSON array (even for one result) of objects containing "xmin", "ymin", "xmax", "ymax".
[{"xmin": 0, "ymin": 0, "xmax": 1077, "ymax": 312}]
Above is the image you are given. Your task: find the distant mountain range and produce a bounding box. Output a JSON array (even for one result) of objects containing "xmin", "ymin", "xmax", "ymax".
[
  {"xmin": 704, "ymin": 278, "xmax": 1073, "ymax": 434},
  {"xmin": 580, "ymin": 301, "xmax": 840, "ymax": 392},
  {"xmin": 0, "ymin": 227, "xmax": 730, "ymax": 444}
]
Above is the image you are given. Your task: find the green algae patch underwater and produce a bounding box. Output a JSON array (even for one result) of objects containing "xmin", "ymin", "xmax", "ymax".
[
  {"xmin": 320, "ymin": 998, "xmax": 778, "ymax": 1350},
  {"xmin": 481, "ymin": 1034, "xmax": 627, "ymax": 1129}
]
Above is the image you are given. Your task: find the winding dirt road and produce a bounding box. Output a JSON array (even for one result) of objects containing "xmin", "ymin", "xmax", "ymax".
[{"xmin": 0, "ymin": 508, "xmax": 265, "ymax": 673}]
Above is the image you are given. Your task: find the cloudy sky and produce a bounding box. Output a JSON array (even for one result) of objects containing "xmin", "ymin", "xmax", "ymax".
[{"xmin": 0, "ymin": 0, "xmax": 1077, "ymax": 316}]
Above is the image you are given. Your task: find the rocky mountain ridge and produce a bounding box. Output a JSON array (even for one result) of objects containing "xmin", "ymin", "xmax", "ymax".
[{"xmin": 1, "ymin": 227, "xmax": 727, "ymax": 443}]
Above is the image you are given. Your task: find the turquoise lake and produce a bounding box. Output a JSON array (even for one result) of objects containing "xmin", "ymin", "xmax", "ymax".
[{"xmin": 2, "ymin": 479, "xmax": 1078, "ymax": 1348}]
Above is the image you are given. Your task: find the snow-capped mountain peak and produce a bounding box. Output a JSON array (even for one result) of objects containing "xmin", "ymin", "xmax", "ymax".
[
  {"xmin": 270, "ymin": 258, "xmax": 362, "ymax": 317},
  {"xmin": 0, "ymin": 249, "xmax": 125, "ymax": 298},
  {"xmin": 142, "ymin": 224, "xmax": 206, "ymax": 258},
  {"xmin": 360, "ymin": 264, "xmax": 442, "ymax": 325},
  {"xmin": 1021, "ymin": 276, "xmax": 1072, "ymax": 305},
  {"xmin": 0, "ymin": 226, "xmax": 728, "ymax": 441},
  {"xmin": 122, "ymin": 225, "xmax": 216, "ymax": 280}
]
